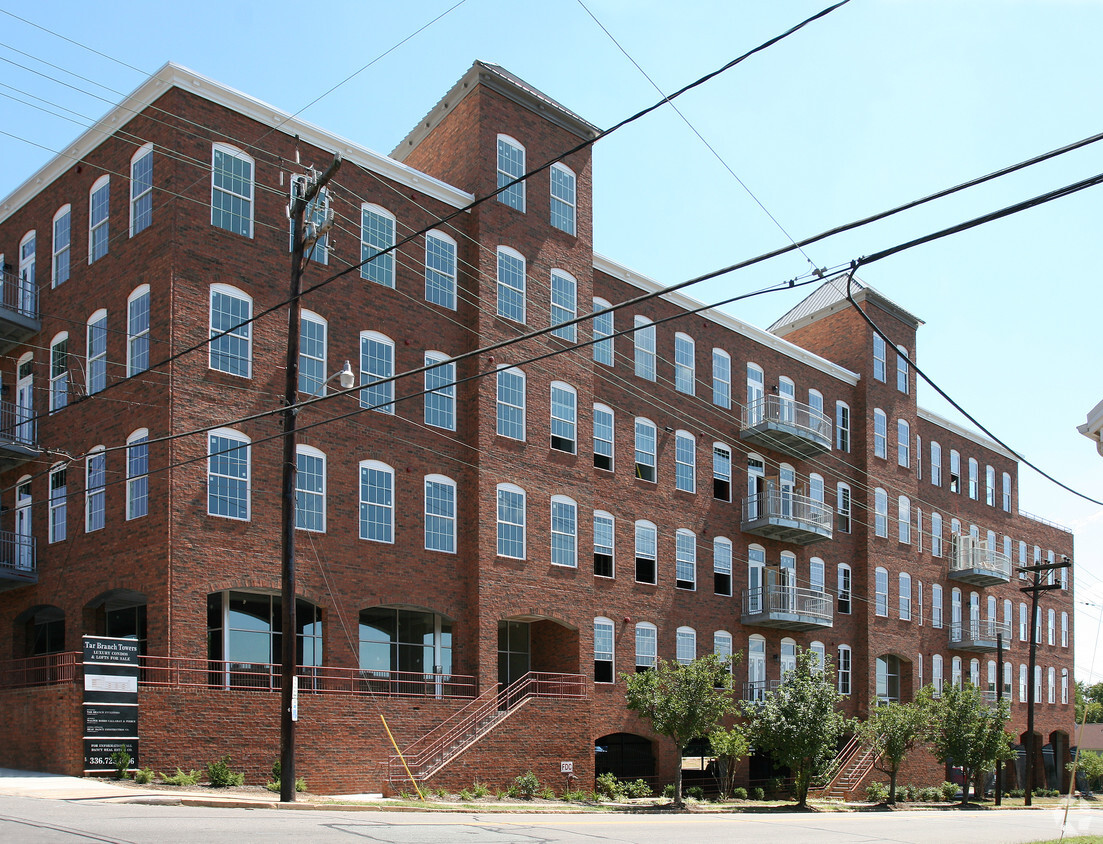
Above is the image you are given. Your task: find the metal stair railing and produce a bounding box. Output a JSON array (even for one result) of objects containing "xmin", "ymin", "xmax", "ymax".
[{"xmin": 811, "ymin": 735, "xmax": 880, "ymax": 798}]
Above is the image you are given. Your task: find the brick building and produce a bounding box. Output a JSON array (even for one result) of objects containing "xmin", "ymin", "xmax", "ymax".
[{"xmin": 0, "ymin": 61, "xmax": 1075, "ymax": 796}]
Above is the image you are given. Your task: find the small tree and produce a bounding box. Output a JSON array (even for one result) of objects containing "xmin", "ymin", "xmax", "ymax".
[
  {"xmin": 922, "ymin": 683, "xmax": 1014, "ymax": 807},
  {"xmin": 1069, "ymin": 749, "xmax": 1103, "ymax": 792},
  {"xmin": 743, "ymin": 649, "xmax": 848, "ymax": 808},
  {"xmin": 622, "ymin": 652, "xmax": 739, "ymax": 809},
  {"xmin": 709, "ymin": 725, "xmax": 749, "ymax": 800},
  {"xmin": 856, "ymin": 698, "xmax": 930, "ymax": 804}
]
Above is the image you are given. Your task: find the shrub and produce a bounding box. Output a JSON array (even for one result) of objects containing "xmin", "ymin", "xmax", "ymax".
[
  {"xmin": 595, "ymin": 772, "xmax": 622, "ymax": 800},
  {"xmin": 750, "ymin": 787, "xmax": 765, "ymax": 801},
  {"xmin": 731, "ymin": 787, "xmax": 748, "ymax": 800},
  {"xmin": 686, "ymin": 786, "xmax": 704, "ymax": 800},
  {"xmin": 917, "ymin": 786, "xmax": 941, "ymax": 802},
  {"xmin": 265, "ymin": 777, "xmax": 306, "ymax": 794},
  {"xmin": 432, "ymin": 787, "xmax": 449, "ymax": 798},
  {"xmin": 622, "ymin": 778, "xmax": 653, "ymax": 799},
  {"xmin": 903, "ymin": 783, "xmax": 918, "ymax": 801},
  {"xmin": 940, "ymin": 781, "xmax": 958, "ymax": 802},
  {"xmin": 458, "ymin": 788, "xmax": 475, "ymax": 801},
  {"xmin": 512, "ymin": 771, "xmax": 541, "ymax": 800},
  {"xmin": 207, "ymin": 755, "xmax": 244, "ymax": 788},
  {"xmin": 1008, "ymin": 788, "xmax": 1024, "ymax": 798},
  {"xmin": 134, "ymin": 767, "xmax": 154, "ymax": 785},
  {"xmin": 538, "ymin": 786, "xmax": 555, "ymax": 800},
  {"xmin": 866, "ymin": 781, "xmax": 889, "ymax": 802},
  {"xmin": 472, "ymin": 781, "xmax": 490, "ymax": 798},
  {"xmin": 663, "ymin": 783, "xmax": 675, "ymax": 798},
  {"xmin": 562, "ymin": 788, "xmax": 588, "ymax": 802},
  {"xmin": 111, "ymin": 748, "xmax": 132, "ymax": 780},
  {"xmin": 158, "ymin": 768, "xmax": 201, "ymax": 786}
]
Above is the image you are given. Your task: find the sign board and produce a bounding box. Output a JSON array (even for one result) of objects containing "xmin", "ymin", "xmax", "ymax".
[
  {"xmin": 82, "ymin": 636, "xmax": 140, "ymax": 773},
  {"xmin": 83, "ymin": 705, "xmax": 138, "ymax": 738},
  {"xmin": 560, "ymin": 761, "xmax": 574, "ymax": 773},
  {"xmin": 84, "ymin": 739, "xmax": 139, "ymax": 771}
]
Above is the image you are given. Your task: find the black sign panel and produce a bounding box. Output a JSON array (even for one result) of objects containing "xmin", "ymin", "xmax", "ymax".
[
  {"xmin": 83, "ymin": 636, "xmax": 141, "ymax": 667},
  {"xmin": 83, "ymin": 663, "xmax": 140, "ymax": 705},
  {"xmin": 82, "ymin": 636, "xmax": 139, "ymax": 772},
  {"xmin": 84, "ymin": 739, "xmax": 139, "ymax": 773},
  {"xmin": 83, "ymin": 705, "xmax": 138, "ymax": 738}
]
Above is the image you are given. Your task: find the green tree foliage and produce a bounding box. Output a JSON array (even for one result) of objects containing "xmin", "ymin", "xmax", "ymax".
[
  {"xmin": 921, "ymin": 683, "xmax": 1014, "ymax": 806},
  {"xmin": 622, "ymin": 652, "xmax": 739, "ymax": 809},
  {"xmin": 1075, "ymin": 681, "xmax": 1103, "ymax": 724},
  {"xmin": 856, "ymin": 699, "xmax": 931, "ymax": 804},
  {"xmin": 742, "ymin": 649, "xmax": 848, "ymax": 808},
  {"xmin": 709, "ymin": 725, "xmax": 749, "ymax": 800},
  {"xmin": 1069, "ymin": 749, "xmax": 1103, "ymax": 791}
]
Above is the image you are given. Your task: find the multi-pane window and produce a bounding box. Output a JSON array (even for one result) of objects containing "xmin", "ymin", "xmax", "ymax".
[
  {"xmin": 713, "ymin": 444, "xmax": 731, "ymax": 501},
  {"xmin": 873, "ymin": 409, "xmax": 887, "ymax": 458},
  {"xmin": 297, "ymin": 310, "xmax": 327, "ymax": 396},
  {"xmin": 837, "ymin": 564, "xmax": 852, "ymax": 614},
  {"xmin": 986, "ymin": 465, "xmax": 996, "ymax": 506},
  {"xmin": 425, "ymin": 475, "xmax": 456, "ymax": 553},
  {"xmin": 360, "ymin": 204, "xmax": 396, "ymax": 287},
  {"xmin": 968, "ymin": 458, "xmax": 979, "ymax": 499},
  {"xmin": 425, "ymin": 231, "xmax": 457, "ymax": 309},
  {"xmin": 594, "ymin": 618, "xmax": 614, "ymax": 683},
  {"xmin": 898, "ymin": 495, "xmax": 911, "ymax": 544},
  {"xmin": 85, "ymin": 449, "xmax": 106, "ymax": 532},
  {"xmin": 674, "ymin": 333, "xmax": 695, "ymax": 394},
  {"xmin": 714, "ymin": 537, "xmax": 732, "ymax": 596},
  {"xmin": 593, "ymin": 404, "xmax": 614, "ymax": 471},
  {"xmin": 712, "ymin": 349, "xmax": 731, "ymax": 408},
  {"xmin": 635, "ymin": 623, "xmax": 656, "ymax": 671},
  {"xmin": 930, "ymin": 441, "xmax": 942, "ymax": 486},
  {"xmin": 295, "ymin": 446, "xmax": 326, "ymax": 532},
  {"xmin": 130, "ymin": 144, "xmax": 153, "ymax": 236},
  {"xmin": 86, "ymin": 310, "xmax": 107, "ymax": 395},
  {"xmin": 19, "ymin": 232, "xmax": 36, "ymax": 315},
  {"xmin": 896, "ymin": 346, "xmax": 909, "ymax": 393},
  {"xmin": 1062, "ymin": 612, "xmax": 1069, "ymax": 647},
  {"xmin": 89, "ymin": 176, "xmax": 110, "ymax": 262},
  {"xmin": 496, "ymin": 484, "xmax": 526, "ymax": 558},
  {"xmin": 675, "ymin": 431, "xmax": 695, "ymax": 493},
  {"xmin": 634, "ymin": 316, "xmax": 656, "ymax": 380},
  {"xmin": 550, "ymin": 270, "xmax": 577, "ymax": 340},
  {"xmin": 49, "ymin": 465, "xmax": 67, "ymax": 543},
  {"xmin": 837, "ymin": 483, "xmax": 851, "ymax": 533},
  {"xmin": 931, "ymin": 511, "xmax": 943, "ymax": 557},
  {"xmin": 127, "ymin": 285, "xmax": 151, "ymax": 377},
  {"xmin": 837, "ymin": 645, "xmax": 852, "ymax": 694},
  {"xmin": 899, "ymin": 572, "xmax": 912, "ymax": 620},
  {"xmin": 550, "ymin": 383, "xmax": 577, "ymax": 453},
  {"xmin": 209, "ymin": 285, "xmax": 252, "ymax": 377},
  {"xmin": 549, "ymin": 163, "xmax": 576, "ymax": 234},
  {"xmin": 424, "ymin": 353, "xmax": 456, "ymax": 430},
  {"xmin": 496, "ymin": 368, "xmax": 525, "ymax": 440},
  {"xmin": 126, "ymin": 429, "xmax": 149, "ymax": 520},
  {"xmin": 932, "ymin": 584, "xmax": 943, "ymax": 628},
  {"xmin": 49, "ymin": 333, "xmax": 68, "ymax": 412},
  {"xmin": 675, "ymin": 529, "xmax": 696, "ymax": 590},
  {"xmin": 898, "ymin": 419, "xmax": 910, "ymax": 466},
  {"xmin": 874, "ymin": 488, "xmax": 888, "ymax": 537},
  {"xmin": 496, "ymin": 247, "xmax": 526, "ymax": 323},
  {"xmin": 873, "ymin": 333, "xmax": 886, "ymax": 381},
  {"xmin": 1002, "ymin": 472, "xmax": 1012, "ymax": 512},
  {"xmin": 52, "ymin": 205, "xmax": 70, "ymax": 286},
  {"xmin": 715, "ymin": 631, "xmax": 734, "ymax": 673},
  {"xmin": 208, "ymin": 429, "xmax": 250, "ymax": 520},
  {"xmin": 592, "ymin": 299, "xmax": 614, "ymax": 365},
  {"xmin": 635, "ymin": 520, "xmax": 657, "ymax": 584},
  {"xmin": 875, "ymin": 567, "xmax": 889, "ymax": 616},
  {"xmin": 594, "ymin": 511, "xmax": 614, "ymax": 578},
  {"xmin": 634, "ymin": 418, "xmax": 657, "ymax": 482},
  {"xmin": 746, "ymin": 364, "xmax": 765, "ymax": 424},
  {"xmin": 359, "ymin": 331, "xmax": 395, "ymax": 413},
  {"xmin": 676, "ymin": 627, "xmax": 696, "ymax": 665},
  {"xmin": 949, "ymin": 449, "xmax": 961, "ymax": 492},
  {"xmin": 210, "ymin": 144, "xmax": 253, "ymax": 237},
  {"xmin": 359, "ymin": 461, "xmax": 394, "ymax": 543},
  {"xmin": 836, "ymin": 402, "xmax": 850, "ymax": 452},
  {"xmin": 496, "ymin": 135, "xmax": 525, "ymax": 211},
  {"xmin": 550, "ymin": 496, "xmax": 578, "ymax": 568},
  {"xmin": 1047, "ymin": 609, "xmax": 1055, "ymax": 646}
]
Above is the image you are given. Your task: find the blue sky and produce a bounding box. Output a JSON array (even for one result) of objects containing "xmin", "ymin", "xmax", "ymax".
[{"xmin": 2, "ymin": 0, "xmax": 1102, "ymax": 679}]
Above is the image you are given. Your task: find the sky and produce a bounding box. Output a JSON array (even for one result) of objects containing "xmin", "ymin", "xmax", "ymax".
[{"xmin": 1, "ymin": 0, "xmax": 1101, "ymax": 679}]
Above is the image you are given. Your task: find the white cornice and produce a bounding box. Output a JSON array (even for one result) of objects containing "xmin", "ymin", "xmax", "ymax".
[
  {"xmin": 1, "ymin": 62, "xmax": 474, "ymax": 225},
  {"xmin": 917, "ymin": 407, "xmax": 1018, "ymax": 461},
  {"xmin": 592, "ymin": 252, "xmax": 861, "ymax": 386}
]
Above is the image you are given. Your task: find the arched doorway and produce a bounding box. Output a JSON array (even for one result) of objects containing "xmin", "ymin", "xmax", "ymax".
[
  {"xmin": 85, "ymin": 589, "xmax": 147, "ymax": 653},
  {"xmin": 497, "ymin": 615, "xmax": 579, "ymax": 688},
  {"xmin": 595, "ymin": 733, "xmax": 654, "ymax": 782}
]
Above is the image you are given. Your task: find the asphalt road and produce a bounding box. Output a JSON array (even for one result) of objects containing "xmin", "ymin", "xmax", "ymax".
[{"xmin": 1, "ymin": 798, "xmax": 1101, "ymax": 844}]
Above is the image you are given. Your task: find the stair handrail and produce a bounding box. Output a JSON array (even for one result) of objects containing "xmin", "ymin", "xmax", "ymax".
[{"xmin": 812, "ymin": 734, "xmax": 861, "ymax": 792}]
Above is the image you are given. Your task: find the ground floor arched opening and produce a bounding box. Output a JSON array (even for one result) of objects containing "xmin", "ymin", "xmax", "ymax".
[{"xmin": 595, "ymin": 733, "xmax": 655, "ymax": 783}]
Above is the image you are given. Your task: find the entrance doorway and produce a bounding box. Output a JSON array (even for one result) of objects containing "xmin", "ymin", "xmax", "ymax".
[{"xmin": 498, "ymin": 620, "xmax": 530, "ymax": 689}]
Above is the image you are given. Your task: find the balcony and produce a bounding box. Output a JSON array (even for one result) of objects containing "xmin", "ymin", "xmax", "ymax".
[
  {"xmin": 742, "ymin": 584, "xmax": 833, "ymax": 631},
  {"xmin": 949, "ymin": 535, "xmax": 1012, "ymax": 586},
  {"xmin": 742, "ymin": 679, "xmax": 781, "ymax": 703},
  {"xmin": 0, "ymin": 268, "xmax": 40, "ymax": 356},
  {"xmin": 740, "ymin": 395, "xmax": 832, "ymax": 459},
  {"xmin": 742, "ymin": 489, "xmax": 832, "ymax": 545},
  {"xmin": 949, "ymin": 619, "xmax": 1012, "ymax": 652},
  {"xmin": 0, "ymin": 529, "xmax": 36, "ymax": 590},
  {"xmin": 0, "ymin": 400, "xmax": 38, "ymax": 471}
]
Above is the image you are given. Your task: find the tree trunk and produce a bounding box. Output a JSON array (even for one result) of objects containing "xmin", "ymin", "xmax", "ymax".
[
  {"xmin": 796, "ymin": 765, "xmax": 808, "ymax": 808},
  {"xmin": 674, "ymin": 753, "xmax": 684, "ymax": 809},
  {"xmin": 960, "ymin": 767, "xmax": 971, "ymax": 807},
  {"xmin": 889, "ymin": 768, "xmax": 898, "ymax": 804}
]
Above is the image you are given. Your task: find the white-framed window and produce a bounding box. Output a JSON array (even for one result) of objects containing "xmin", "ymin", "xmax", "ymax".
[
  {"xmin": 496, "ymin": 367, "xmax": 525, "ymax": 440},
  {"xmin": 209, "ymin": 284, "xmax": 252, "ymax": 377},
  {"xmin": 1002, "ymin": 472, "xmax": 1012, "ymax": 512},
  {"xmin": 291, "ymin": 177, "xmax": 329, "ymax": 264},
  {"xmin": 1062, "ymin": 668, "xmax": 1069, "ymax": 705},
  {"xmin": 952, "ymin": 657, "xmax": 963, "ymax": 689},
  {"xmin": 676, "ymin": 627, "xmax": 696, "ymax": 665},
  {"xmin": 1019, "ymin": 602, "xmax": 1028, "ymax": 642},
  {"xmin": 210, "ymin": 143, "xmax": 253, "ymax": 237},
  {"xmin": 949, "ymin": 449, "xmax": 961, "ymax": 493},
  {"xmin": 52, "ymin": 205, "xmax": 71, "ymax": 286},
  {"xmin": 360, "ymin": 204, "xmax": 395, "ymax": 287},
  {"xmin": 295, "ymin": 445, "xmax": 326, "ymax": 532},
  {"xmin": 778, "ymin": 377, "xmax": 795, "ymax": 423},
  {"xmin": 299, "ymin": 310, "xmax": 327, "ymax": 396},
  {"xmin": 634, "ymin": 316, "xmax": 656, "ymax": 380},
  {"xmin": 49, "ymin": 332, "xmax": 68, "ymax": 412},
  {"xmin": 931, "ymin": 512, "xmax": 943, "ymax": 557},
  {"xmin": 916, "ymin": 434, "xmax": 923, "ymax": 479},
  {"xmin": 126, "ymin": 428, "xmax": 149, "ymax": 520},
  {"xmin": 425, "ymin": 230, "xmax": 457, "ymax": 309},
  {"xmin": 916, "ymin": 507, "xmax": 923, "ymax": 552},
  {"xmin": 986, "ymin": 465, "xmax": 996, "ymax": 506},
  {"xmin": 898, "ymin": 495, "xmax": 911, "ymax": 544},
  {"xmin": 592, "ymin": 298, "xmax": 614, "ymax": 365},
  {"xmin": 836, "ymin": 401, "xmax": 850, "ymax": 452},
  {"xmin": 713, "ymin": 443, "xmax": 731, "ymax": 501},
  {"xmin": 898, "ymin": 419, "xmax": 910, "ymax": 466},
  {"xmin": 424, "ymin": 352, "xmax": 456, "ymax": 431},
  {"xmin": 896, "ymin": 345, "xmax": 909, "ymax": 393},
  {"xmin": 496, "ymin": 134, "xmax": 525, "ymax": 211},
  {"xmin": 1019, "ymin": 664, "xmax": 1028, "ymax": 702},
  {"xmin": 1035, "ymin": 665, "xmax": 1042, "ymax": 701},
  {"xmin": 875, "ymin": 567, "xmax": 889, "ymax": 616},
  {"xmin": 634, "ymin": 520, "xmax": 657, "ymax": 584},
  {"xmin": 968, "ymin": 457, "xmax": 979, "ymax": 499},
  {"xmin": 550, "ymin": 162, "xmax": 576, "ymax": 234},
  {"xmin": 594, "ymin": 510, "xmax": 614, "ymax": 578},
  {"xmin": 496, "ymin": 483, "xmax": 526, "ymax": 559},
  {"xmin": 836, "ymin": 482, "xmax": 851, "ymax": 533},
  {"xmin": 837, "ymin": 563, "xmax": 852, "ymax": 614},
  {"xmin": 931, "ymin": 654, "xmax": 944, "ymax": 696},
  {"xmin": 746, "ymin": 363, "xmax": 765, "ymax": 424},
  {"xmin": 496, "ymin": 246, "xmax": 526, "ymax": 323},
  {"xmin": 85, "ymin": 447, "xmax": 106, "ymax": 532},
  {"xmin": 359, "ymin": 460, "xmax": 394, "ymax": 543},
  {"xmin": 873, "ymin": 409, "xmax": 887, "ymax": 459},
  {"xmin": 809, "ymin": 641, "xmax": 826, "ymax": 675},
  {"xmin": 713, "ymin": 536, "xmax": 732, "ymax": 596},
  {"xmin": 550, "ymin": 382, "xmax": 577, "ymax": 453},
  {"xmin": 674, "ymin": 333, "xmax": 695, "ymax": 395},
  {"xmin": 425, "ymin": 474, "xmax": 457, "ymax": 553},
  {"xmin": 675, "ymin": 430, "xmax": 695, "ymax": 493},
  {"xmin": 874, "ymin": 488, "xmax": 888, "ymax": 537},
  {"xmin": 49, "ymin": 463, "xmax": 67, "ymax": 543},
  {"xmin": 130, "ymin": 143, "xmax": 153, "ymax": 237},
  {"xmin": 837, "ymin": 644, "xmax": 852, "ymax": 694},
  {"xmin": 634, "ymin": 418, "xmax": 657, "ymax": 482},
  {"xmin": 594, "ymin": 617, "xmax": 614, "ymax": 683},
  {"xmin": 1062, "ymin": 611, "xmax": 1069, "ymax": 647},
  {"xmin": 359, "ymin": 330, "xmax": 395, "ymax": 413},
  {"xmin": 932, "ymin": 583, "xmax": 943, "ymax": 628},
  {"xmin": 86, "ymin": 309, "xmax": 108, "ymax": 395},
  {"xmin": 899, "ymin": 571, "xmax": 912, "ymax": 620},
  {"xmin": 809, "ymin": 557, "xmax": 825, "ymax": 596},
  {"xmin": 208, "ymin": 428, "xmax": 250, "ymax": 520},
  {"xmin": 675, "ymin": 529, "xmax": 696, "ymax": 590},
  {"xmin": 873, "ymin": 333, "xmax": 886, "ymax": 381},
  {"xmin": 1048, "ymin": 667, "xmax": 1056, "ymax": 704},
  {"xmin": 89, "ymin": 175, "xmax": 110, "ymax": 262},
  {"xmin": 127, "ymin": 285, "xmax": 151, "ymax": 377},
  {"xmin": 593, "ymin": 403, "xmax": 614, "ymax": 471},
  {"xmin": 635, "ymin": 622, "xmax": 657, "ymax": 671},
  {"xmin": 712, "ymin": 349, "xmax": 731, "ymax": 408},
  {"xmin": 18, "ymin": 232, "xmax": 36, "ymax": 315},
  {"xmin": 550, "ymin": 495, "xmax": 578, "ymax": 568},
  {"xmin": 1047, "ymin": 608, "xmax": 1055, "ymax": 645},
  {"xmin": 550, "ymin": 270, "xmax": 577, "ymax": 340},
  {"xmin": 715, "ymin": 630, "xmax": 734, "ymax": 673}
]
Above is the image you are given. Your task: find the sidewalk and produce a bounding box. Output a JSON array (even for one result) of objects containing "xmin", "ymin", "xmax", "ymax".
[{"xmin": 0, "ymin": 768, "xmax": 290, "ymax": 806}]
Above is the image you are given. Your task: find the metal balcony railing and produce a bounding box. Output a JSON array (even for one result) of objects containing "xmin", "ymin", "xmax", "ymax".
[
  {"xmin": 742, "ymin": 491, "xmax": 833, "ymax": 544},
  {"xmin": 741, "ymin": 395, "xmax": 832, "ymax": 457},
  {"xmin": 0, "ymin": 399, "xmax": 36, "ymax": 449},
  {"xmin": 950, "ymin": 535, "xmax": 1012, "ymax": 584},
  {"xmin": 743, "ymin": 583, "xmax": 833, "ymax": 628},
  {"xmin": 742, "ymin": 679, "xmax": 781, "ymax": 702},
  {"xmin": 949, "ymin": 619, "xmax": 1013, "ymax": 651},
  {"xmin": 0, "ymin": 529, "xmax": 36, "ymax": 586},
  {"xmin": 0, "ymin": 268, "xmax": 38, "ymax": 321}
]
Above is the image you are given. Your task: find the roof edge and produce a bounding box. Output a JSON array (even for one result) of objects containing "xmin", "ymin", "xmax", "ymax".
[{"xmin": 917, "ymin": 407, "xmax": 1018, "ymax": 461}]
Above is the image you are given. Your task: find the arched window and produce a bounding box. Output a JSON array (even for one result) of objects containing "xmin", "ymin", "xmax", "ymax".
[
  {"xmin": 210, "ymin": 143, "xmax": 253, "ymax": 237},
  {"xmin": 635, "ymin": 622, "xmax": 657, "ymax": 671},
  {"xmin": 593, "ymin": 404, "xmax": 614, "ymax": 471},
  {"xmin": 873, "ymin": 333, "xmax": 886, "ymax": 381},
  {"xmin": 594, "ymin": 511, "xmax": 614, "ymax": 578},
  {"xmin": 675, "ymin": 529, "xmax": 696, "ymax": 590},
  {"xmin": 634, "ymin": 520, "xmax": 657, "ymax": 584},
  {"xmin": 898, "ymin": 495, "xmax": 911, "ymax": 544},
  {"xmin": 550, "ymin": 162, "xmax": 575, "ymax": 234},
  {"xmin": 634, "ymin": 418, "xmax": 657, "ymax": 482},
  {"xmin": 746, "ymin": 364, "xmax": 764, "ymax": 424},
  {"xmin": 52, "ymin": 204, "xmax": 71, "ymax": 286},
  {"xmin": 837, "ymin": 644, "xmax": 852, "ymax": 694},
  {"xmin": 127, "ymin": 284, "xmax": 151, "ymax": 376},
  {"xmin": 675, "ymin": 430, "xmax": 695, "ymax": 492},
  {"xmin": 496, "ymin": 367, "xmax": 525, "ymax": 440},
  {"xmin": 898, "ymin": 419, "xmax": 910, "ymax": 466},
  {"xmin": 747, "ymin": 545, "xmax": 765, "ymax": 614},
  {"xmin": 592, "ymin": 298, "xmax": 613, "ymax": 365},
  {"xmin": 873, "ymin": 409, "xmax": 887, "ymax": 458},
  {"xmin": 425, "ymin": 230, "xmax": 457, "ymax": 309},
  {"xmin": 424, "ymin": 351, "xmax": 456, "ymax": 431},
  {"xmin": 49, "ymin": 331, "xmax": 68, "ymax": 412},
  {"xmin": 360, "ymin": 460, "xmax": 395, "ymax": 543},
  {"xmin": 550, "ymin": 270, "xmax": 577, "ymax": 340},
  {"xmin": 130, "ymin": 142, "xmax": 153, "ymax": 236},
  {"xmin": 550, "ymin": 382, "xmax": 577, "ymax": 453},
  {"xmin": 126, "ymin": 428, "xmax": 149, "ymax": 520},
  {"xmin": 295, "ymin": 445, "xmax": 326, "ymax": 533},
  {"xmin": 712, "ymin": 443, "xmax": 731, "ymax": 501},
  {"xmin": 780, "ymin": 637, "xmax": 797, "ymax": 678},
  {"xmin": 931, "ymin": 583, "xmax": 943, "ymax": 628},
  {"xmin": 875, "ymin": 567, "xmax": 889, "ymax": 616},
  {"xmin": 712, "ymin": 349, "xmax": 731, "ymax": 408},
  {"xmin": 209, "ymin": 283, "xmax": 252, "ymax": 377},
  {"xmin": 896, "ymin": 345, "xmax": 909, "ymax": 393},
  {"xmin": 496, "ymin": 246, "xmax": 526, "ymax": 323},
  {"xmin": 676, "ymin": 627, "xmax": 696, "ymax": 664},
  {"xmin": 634, "ymin": 316, "xmax": 656, "ymax": 380},
  {"xmin": 713, "ymin": 536, "xmax": 732, "ymax": 596},
  {"xmin": 89, "ymin": 174, "xmax": 110, "ymax": 262},
  {"xmin": 497, "ymin": 134, "xmax": 526, "ymax": 211},
  {"xmin": 86, "ymin": 308, "xmax": 108, "ymax": 394},
  {"xmin": 899, "ymin": 572, "xmax": 912, "ymax": 620},
  {"xmin": 837, "ymin": 563, "xmax": 852, "ymax": 614},
  {"xmin": 85, "ymin": 446, "xmax": 106, "ymax": 532},
  {"xmin": 748, "ymin": 634, "xmax": 767, "ymax": 699},
  {"xmin": 714, "ymin": 631, "xmax": 734, "ymax": 672},
  {"xmin": 968, "ymin": 457, "xmax": 979, "ymax": 499},
  {"xmin": 932, "ymin": 654, "xmax": 944, "ymax": 696},
  {"xmin": 874, "ymin": 488, "xmax": 888, "ymax": 537},
  {"xmin": 360, "ymin": 204, "xmax": 397, "ymax": 287},
  {"xmin": 359, "ymin": 330, "xmax": 395, "ymax": 413},
  {"xmin": 930, "ymin": 441, "xmax": 942, "ymax": 486},
  {"xmin": 594, "ymin": 618, "xmax": 614, "ymax": 683},
  {"xmin": 550, "ymin": 495, "xmax": 578, "ymax": 568},
  {"xmin": 496, "ymin": 483, "xmax": 526, "ymax": 559},
  {"xmin": 674, "ymin": 332, "xmax": 695, "ymax": 395},
  {"xmin": 208, "ymin": 428, "xmax": 250, "ymax": 520}
]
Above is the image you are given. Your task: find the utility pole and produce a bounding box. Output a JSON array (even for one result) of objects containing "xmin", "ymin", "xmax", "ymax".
[
  {"xmin": 995, "ymin": 632, "xmax": 1003, "ymax": 806},
  {"xmin": 1019, "ymin": 554, "xmax": 1070, "ymax": 807},
  {"xmin": 281, "ymin": 152, "xmax": 341, "ymax": 803}
]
